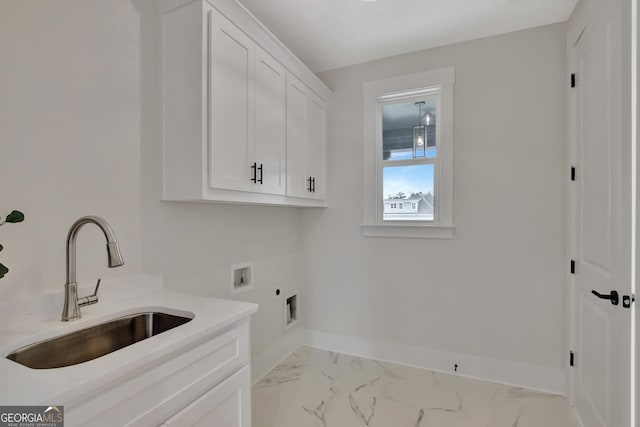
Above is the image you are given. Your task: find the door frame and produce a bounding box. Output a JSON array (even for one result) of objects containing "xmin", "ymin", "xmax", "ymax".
[{"xmin": 634, "ymin": 0, "xmax": 639, "ymax": 423}]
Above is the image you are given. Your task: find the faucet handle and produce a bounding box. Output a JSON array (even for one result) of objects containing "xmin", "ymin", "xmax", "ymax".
[
  {"xmin": 78, "ymin": 278, "xmax": 101, "ymax": 307},
  {"xmin": 92, "ymin": 278, "xmax": 101, "ymax": 297}
]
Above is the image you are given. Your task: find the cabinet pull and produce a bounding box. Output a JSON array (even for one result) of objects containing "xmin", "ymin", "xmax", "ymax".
[
  {"xmin": 307, "ymin": 177, "xmax": 312, "ymax": 192},
  {"xmin": 258, "ymin": 163, "xmax": 263, "ymax": 184},
  {"xmin": 311, "ymin": 177, "xmax": 316, "ymax": 193},
  {"xmin": 251, "ymin": 162, "xmax": 257, "ymax": 183}
]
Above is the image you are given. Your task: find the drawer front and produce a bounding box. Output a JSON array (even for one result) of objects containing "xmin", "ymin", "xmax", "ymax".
[
  {"xmin": 161, "ymin": 365, "xmax": 251, "ymax": 427},
  {"xmin": 66, "ymin": 321, "xmax": 250, "ymax": 427}
]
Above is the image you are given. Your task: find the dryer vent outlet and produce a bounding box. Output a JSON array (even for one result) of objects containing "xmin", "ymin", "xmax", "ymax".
[{"xmin": 284, "ymin": 293, "xmax": 298, "ymax": 329}]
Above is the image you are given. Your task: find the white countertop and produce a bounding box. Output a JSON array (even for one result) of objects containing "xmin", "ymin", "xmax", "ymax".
[{"xmin": 0, "ymin": 276, "xmax": 258, "ymax": 405}]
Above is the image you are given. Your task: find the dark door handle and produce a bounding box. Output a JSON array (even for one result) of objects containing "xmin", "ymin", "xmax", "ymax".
[
  {"xmin": 258, "ymin": 163, "xmax": 263, "ymax": 184},
  {"xmin": 591, "ymin": 290, "xmax": 619, "ymax": 306}
]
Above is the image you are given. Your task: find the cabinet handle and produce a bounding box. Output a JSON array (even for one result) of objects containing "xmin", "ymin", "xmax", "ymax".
[
  {"xmin": 311, "ymin": 177, "xmax": 316, "ymax": 193},
  {"xmin": 251, "ymin": 162, "xmax": 257, "ymax": 183},
  {"xmin": 258, "ymin": 163, "xmax": 263, "ymax": 184},
  {"xmin": 307, "ymin": 177, "xmax": 312, "ymax": 192}
]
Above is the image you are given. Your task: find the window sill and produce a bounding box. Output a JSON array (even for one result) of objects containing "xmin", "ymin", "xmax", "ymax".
[{"xmin": 361, "ymin": 224, "xmax": 455, "ymax": 239}]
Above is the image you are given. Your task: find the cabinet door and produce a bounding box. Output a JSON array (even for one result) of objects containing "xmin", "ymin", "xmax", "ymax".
[
  {"xmin": 306, "ymin": 93, "xmax": 326, "ymax": 199},
  {"xmin": 161, "ymin": 366, "xmax": 251, "ymax": 427},
  {"xmin": 285, "ymin": 73, "xmax": 309, "ymax": 198},
  {"xmin": 209, "ymin": 10, "xmax": 254, "ymax": 192},
  {"xmin": 254, "ymin": 47, "xmax": 286, "ymax": 195}
]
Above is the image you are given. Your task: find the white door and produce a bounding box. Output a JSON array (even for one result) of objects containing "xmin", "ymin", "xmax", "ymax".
[
  {"xmin": 254, "ymin": 46, "xmax": 286, "ymax": 195},
  {"xmin": 209, "ymin": 10, "xmax": 254, "ymax": 192},
  {"xmin": 568, "ymin": 0, "xmax": 634, "ymax": 426}
]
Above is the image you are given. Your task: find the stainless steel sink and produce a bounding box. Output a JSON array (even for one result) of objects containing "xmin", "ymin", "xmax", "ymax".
[{"xmin": 5, "ymin": 311, "xmax": 193, "ymax": 369}]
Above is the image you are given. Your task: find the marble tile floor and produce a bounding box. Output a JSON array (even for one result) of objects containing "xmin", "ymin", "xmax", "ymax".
[{"xmin": 252, "ymin": 346, "xmax": 581, "ymax": 427}]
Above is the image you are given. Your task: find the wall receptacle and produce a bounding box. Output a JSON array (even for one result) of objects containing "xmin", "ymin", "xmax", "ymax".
[
  {"xmin": 230, "ymin": 262, "xmax": 254, "ymax": 295},
  {"xmin": 284, "ymin": 292, "xmax": 298, "ymax": 330}
]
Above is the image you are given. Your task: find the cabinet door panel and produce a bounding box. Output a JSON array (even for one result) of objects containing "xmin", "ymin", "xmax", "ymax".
[
  {"xmin": 286, "ymin": 75, "xmax": 308, "ymax": 198},
  {"xmin": 162, "ymin": 366, "xmax": 251, "ymax": 427},
  {"xmin": 254, "ymin": 47, "xmax": 286, "ymax": 195},
  {"xmin": 210, "ymin": 11, "xmax": 254, "ymax": 192},
  {"xmin": 306, "ymin": 94, "xmax": 326, "ymax": 199}
]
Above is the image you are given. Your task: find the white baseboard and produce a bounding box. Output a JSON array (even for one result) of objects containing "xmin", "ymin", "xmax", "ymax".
[
  {"xmin": 305, "ymin": 329, "xmax": 566, "ymax": 395},
  {"xmin": 251, "ymin": 328, "xmax": 566, "ymax": 395}
]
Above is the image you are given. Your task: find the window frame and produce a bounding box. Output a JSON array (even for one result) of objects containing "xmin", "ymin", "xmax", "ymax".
[{"xmin": 362, "ymin": 67, "xmax": 455, "ymax": 239}]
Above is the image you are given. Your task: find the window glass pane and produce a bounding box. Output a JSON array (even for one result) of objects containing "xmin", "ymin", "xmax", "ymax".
[
  {"xmin": 383, "ymin": 164, "xmax": 434, "ymax": 221},
  {"xmin": 382, "ymin": 99, "xmax": 437, "ymax": 161}
]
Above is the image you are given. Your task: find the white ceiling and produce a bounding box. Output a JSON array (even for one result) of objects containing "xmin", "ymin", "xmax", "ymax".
[{"xmin": 238, "ymin": 0, "xmax": 578, "ymax": 73}]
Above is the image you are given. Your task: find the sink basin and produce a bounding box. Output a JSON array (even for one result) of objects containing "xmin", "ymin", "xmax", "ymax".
[{"xmin": 5, "ymin": 311, "xmax": 193, "ymax": 369}]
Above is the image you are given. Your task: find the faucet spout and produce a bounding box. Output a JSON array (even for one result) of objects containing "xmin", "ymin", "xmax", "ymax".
[
  {"xmin": 62, "ymin": 216, "xmax": 124, "ymax": 321},
  {"xmin": 107, "ymin": 242, "xmax": 124, "ymax": 268}
]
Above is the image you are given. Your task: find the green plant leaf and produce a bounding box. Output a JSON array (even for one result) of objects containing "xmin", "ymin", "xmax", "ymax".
[
  {"xmin": 0, "ymin": 262, "xmax": 8, "ymax": 278},
  {"xmin": 5, "ymin": 210, "xmax": 24, "ymax": 223}
]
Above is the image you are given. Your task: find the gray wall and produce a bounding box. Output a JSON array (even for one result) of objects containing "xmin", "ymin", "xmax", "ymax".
[
  {"xmin": 0, "ymin": 1, "xmax": 143, "ymax": 298},
  {"xmin": 134, "ymin": 0, "xmax": 304, "ymax": 364},
  {"xmin": 305, "ymin": 23, "xmax": 567, "ymax": 370},
  {"xmin": 0, "ymin": 0, "xmax": 568, "ymax": 376},
  {"xmin": 0, "ymin": 0, "xmax": 304, "ymax": 365}
]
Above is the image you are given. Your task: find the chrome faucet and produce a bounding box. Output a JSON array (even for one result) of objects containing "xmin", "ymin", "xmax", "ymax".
[{"xmin": 61, "ymin": 216, "xmax": 125, "ymax": 321}]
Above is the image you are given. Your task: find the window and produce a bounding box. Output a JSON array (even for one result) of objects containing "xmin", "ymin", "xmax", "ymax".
[
  {"xmin": 362, "ymin": 67, "xmax": 455, "ymax": 239},
  {"xmin": 381, "ymin": 94, "xmax": 436, "ymax": 222}
]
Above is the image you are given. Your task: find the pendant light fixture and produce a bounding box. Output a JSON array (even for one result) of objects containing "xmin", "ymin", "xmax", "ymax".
[{"xmin": 413, "ymin": 101, "xmax": 426, "ymax": 158}]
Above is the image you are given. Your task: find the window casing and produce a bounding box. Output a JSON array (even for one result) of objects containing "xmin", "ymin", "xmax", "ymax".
[{"xmin": 362, "ymin": 67, "xmax": 455, "ymax": 239}]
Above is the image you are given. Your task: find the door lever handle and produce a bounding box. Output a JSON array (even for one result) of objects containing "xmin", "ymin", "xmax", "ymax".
[{"xmin": 591, "ymin": 289, "xmax": 619, "ymax": 306}]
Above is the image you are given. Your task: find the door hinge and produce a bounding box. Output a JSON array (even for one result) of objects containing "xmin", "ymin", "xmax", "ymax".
[
  {"xmin": 570, "ymin": 351, "xmax": 575, "ymax": 367},
  {"xmin": 571, "ymin": 166, "xmax": 576, "ymax": 181},
  {"xmin": 623, "ymin": 294, "xmax": 636, "ymax": 308},
  {"xmin": 570, "ymin": 260, "xmax": 575, "ymax": 274},
  {"xmin": 571, "ymin": 73, "xmax": 576, "ymax": 88}
]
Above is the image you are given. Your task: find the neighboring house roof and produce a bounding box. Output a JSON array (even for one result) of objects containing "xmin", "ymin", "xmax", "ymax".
[{"xmin": 384, "ymin": 193, "xmax": 433, "ymax": 215}]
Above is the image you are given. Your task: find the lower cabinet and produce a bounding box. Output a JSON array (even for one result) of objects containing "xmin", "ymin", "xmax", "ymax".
[
  {"xmin": 65, "ymin": 320, "xmax": 252, "ymax": 427},
  {"xmin": 161, "ymin": 366, "xmax": 251, "ymax": 427}
]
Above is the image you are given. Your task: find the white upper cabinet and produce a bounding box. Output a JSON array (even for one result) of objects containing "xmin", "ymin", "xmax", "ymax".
[
  {"xmin": 306, "ymin": 91, "xmax": 326, "ymax": 200},
  {"xmin": 160, "ymin": 0, "xmax": 330, "ymax": 206},
  {"xmin": 286, "ymin": 74, "xmax": 326, "ymax": 200},
  {"xmin": 254, "ymin": 47, "xmax": 286, "ymax": 196},
  {"xmin": 286, "ymin": 74, "xmax": 309, "ymax": 199},
  {"xmin": 209, "ymin": 10, "xmax": 254, "ymax": 193}
]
